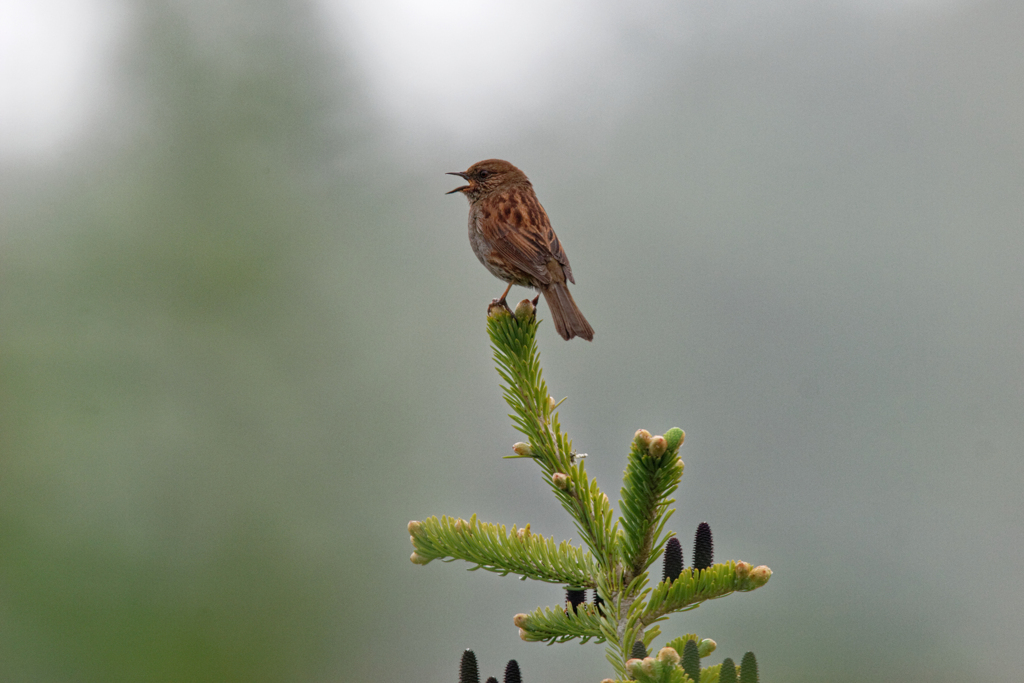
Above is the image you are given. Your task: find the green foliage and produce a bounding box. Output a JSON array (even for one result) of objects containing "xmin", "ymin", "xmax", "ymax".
[
  {"xmin": 409, "ymin": 515, "xmax": 596, "ymax": 586},
  {"xmin": 699, "ymin": 664, "xmax": 723, "ymax": 683},
  {"xmin": 487, "ymin": 306, "xmax": 617, "ymax": 567},
  {"xmin": 411, "ymin": 303, "xmax": 772, "ymax": 681},
  {"xmin": 618, "ymin": 431, "xmax": 685, "ymax": 577},
  {"xmin": 643, "ymin": 562, "xmax": 771, "ymax": 624},
  {"xmin": 514, "ymin": 604, "xmax": 605, "ymax": 644}
]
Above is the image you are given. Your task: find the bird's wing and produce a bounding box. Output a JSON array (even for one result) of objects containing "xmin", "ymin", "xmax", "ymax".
[{"xmin": 479, "ymin": 187, "xmax": 573, "ymax": 286}]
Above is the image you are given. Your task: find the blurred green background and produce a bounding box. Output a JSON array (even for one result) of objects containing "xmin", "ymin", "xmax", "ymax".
[{"xmin": 1, "ymin": 1, "xmax": 1021, "ymax": 681}]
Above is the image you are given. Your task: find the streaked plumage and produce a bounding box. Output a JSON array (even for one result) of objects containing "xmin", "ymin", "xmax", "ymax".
[{"xmin": 447, "ymin": 159, "xmax": 594, "ymax": 341}]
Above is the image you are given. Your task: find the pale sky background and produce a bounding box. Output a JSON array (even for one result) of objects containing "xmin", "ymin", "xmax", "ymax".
[{"xmin": 0, "ymin": 0, "xmax": 974, "ymax": 157}]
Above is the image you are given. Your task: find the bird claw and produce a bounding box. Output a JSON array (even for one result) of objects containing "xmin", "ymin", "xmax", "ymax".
[{"xmin": 487, "ymin": 298, "xmax": 513, "ymax": 318}]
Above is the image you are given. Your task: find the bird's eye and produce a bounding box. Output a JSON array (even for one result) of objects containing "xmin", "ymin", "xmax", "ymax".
[{"xmin": 477, "ymin": 170, "xmax": 490, "ymax": 179}]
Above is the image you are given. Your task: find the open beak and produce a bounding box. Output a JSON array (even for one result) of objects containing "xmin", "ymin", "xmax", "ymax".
[{"xmin": 446, "ymin": 171, "xmax": 470, "ymax": 195}]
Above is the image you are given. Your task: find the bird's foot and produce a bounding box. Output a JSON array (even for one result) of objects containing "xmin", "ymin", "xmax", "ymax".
[{"xmin": 487, "ymin": 297, "xmax": 513, "ymax": 318}]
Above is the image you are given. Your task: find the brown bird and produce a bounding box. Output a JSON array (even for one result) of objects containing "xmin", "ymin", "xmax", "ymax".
[{"xmin": 447, "ymin": 159, "xmax": 594, "ymax": 341}]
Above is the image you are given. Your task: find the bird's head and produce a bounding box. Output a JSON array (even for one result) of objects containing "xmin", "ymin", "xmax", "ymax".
[{"xmin": 446, "ymin": 159, "xmax": 529, "ymax": 200}]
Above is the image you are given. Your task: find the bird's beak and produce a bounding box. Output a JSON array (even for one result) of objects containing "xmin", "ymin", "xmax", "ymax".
[{"xmin": 446, "ymin": 171, "xmax": 470, "ymax": 195}]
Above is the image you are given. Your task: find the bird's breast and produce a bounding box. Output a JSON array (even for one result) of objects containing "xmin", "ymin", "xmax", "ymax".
[{"xmin": 467, "ymin": 204, "xmax": 491, "ymax": 266}]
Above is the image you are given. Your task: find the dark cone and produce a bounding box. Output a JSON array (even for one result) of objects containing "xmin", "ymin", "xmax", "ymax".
[
  {"xmin": 682, "ymin": 640, "xmax": 700, "ymax": 682},
  {"xmin": 459, "ymin": 649, "xmax": 480, "ymax": 683},
  {"xmin": 485, "ymin": 678, "xmax": 498, "ymax": 683},
  {"xmin": 719, "ymin": 658, "xmax": 738, "ymax": 683},
  {"xmin": 566, "ymin": 588, "xmax": 586, "ymax": 614},
  {"xmin": 693, "ymin": 522, "xmax": 714, "ymax": 572},
  {"xmin": 662, "ymin": 536, "xmax": 683, "ymax": 582},
  {"xmin": 504, "ymin": 659, "xmax": 522, "ymax": 683},
  {"xmin": 630, "ymin": 640, "xmax": 647, "ymax": 660},
  {"xmin": 739, "ymin": 652, "xmax": 759, "ymax": 683}
]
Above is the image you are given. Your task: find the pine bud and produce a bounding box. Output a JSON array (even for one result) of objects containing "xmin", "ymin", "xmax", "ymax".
[
  {"xmin": 734, "ymin": 561, "xmax": 751, "ymax": 580},
  {"xmin": 749, "ymin": 565, "xmax": 772, "ymax": 587},
  {"xmin": 512, "ymin": 442, "xmax": 533, "ymax": 456},
  {"xmin": 455, "ymin": 518, "xmax": 469, "ymax": 533},
  {"xmin": 641, "ymin": 657, "xmax": 657, "ymax": 676},
  {"xmin": 664, "ymin": 427, "xmax": 685, "ymax": 452},
  {"xmin": 410, "ymin": 552, "xmax": 430, "ymax": 565},
  {"xmin": 625, "ymin": 659, "xmax": 643, "ymax": 678},
  {"xmin": 513, "ymin": 613, "xmax": 529, "ymax": 628},
  {"xmin": 634, "ymin": 429, "xmax": 652, "ymax": 449},
  {"xmin": 514, "ymin": 298, "xmax": 535, "ymax": 320},
  {"xmin": 552, "ymin": 472, "xmax": 569, "ymax": 489},
  {"xmin": 487, "ymin": 300, "xmax": 511, "ymax": 320},
  {"xmin": 648, "ymin": 435, "xmax": 668, "ymax": 457},
  {"xmin": 657, "ymin": 646, "xmax": 680, "ymax": 665},
  {"xmin": 548, "ymin": 396, "xmax": 557, "ymax": 413},
  {"xmin": 698, "ymin": 638, "xmax": 717, "ymax": 657},
  {"xmin": 407, "ymin": 520, "xmax": 422, "ymax": 535}
]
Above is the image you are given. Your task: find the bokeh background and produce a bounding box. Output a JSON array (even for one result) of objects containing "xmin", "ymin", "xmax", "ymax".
[{"xmin": 2, "ymin": 0, "xmax": 1022, "ymax": 681}]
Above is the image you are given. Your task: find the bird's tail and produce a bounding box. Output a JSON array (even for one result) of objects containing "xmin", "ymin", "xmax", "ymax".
[{"xmin": 541, "ymin": 283, "xmax": 594, "ymax": 341}]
